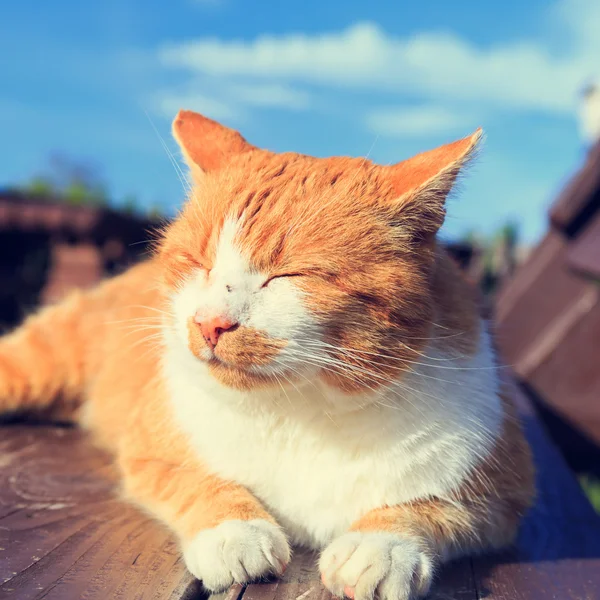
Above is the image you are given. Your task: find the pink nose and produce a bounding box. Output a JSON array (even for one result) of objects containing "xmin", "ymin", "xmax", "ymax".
[{"xmin": 195, "ymin": 314, "xmax": 237, "ymax": 349}]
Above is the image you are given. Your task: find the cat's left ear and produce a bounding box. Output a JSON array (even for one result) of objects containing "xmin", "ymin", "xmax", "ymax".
[
  {"xmin": 172, "ymin": 110, "xmax": 256, "ymax": 174},
  {"xmin": 383, "ymin": 129, "xmax": 483, "ymax": 240}
]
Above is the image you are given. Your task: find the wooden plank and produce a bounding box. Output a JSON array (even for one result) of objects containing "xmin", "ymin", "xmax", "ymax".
[
  {"xmin": 0, "ymin": 427, "xmax": 478, "ymax": 600},
  {"xmin": 526, "ymin": 291, "xmax": 600, "ymax": 446},
  {"xmin": 494, "ymin": 230, "xmax": 591, "ymax": 378},
  {"xmin": 566, "ymin": 213, "xmax": 600, "ymax": 280},
  {"xmin": 234, "ymin": 549, "xmax": 476, "ymax": 600},
  {"xmin": 0, "ymin": 426, "xmax": 200, "ymax": 600},
  {"xmin": 549, "ymin": 141, "xmax": 600, "ymax": 235},
  {"xmin": 471, "ymin": 386, "xmax": 600, "ymax": 599},
  {"xmin": 494, "ymin": 232, "xmax": 562, "ymax": 324},
  {"xmin": 4, "ymin": 382, "xmax": 600, "ymax": 600}
]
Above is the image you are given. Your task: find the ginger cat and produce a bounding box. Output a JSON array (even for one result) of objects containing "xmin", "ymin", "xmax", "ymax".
[{"xmin": 0, "ymin": 111, "xmax": 534, "ymax": 600}]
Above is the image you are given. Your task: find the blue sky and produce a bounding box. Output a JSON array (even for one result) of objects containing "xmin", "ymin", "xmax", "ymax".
[{"xmin": 1, "ymin": 0, "xmax": 598, "ymax": 243}]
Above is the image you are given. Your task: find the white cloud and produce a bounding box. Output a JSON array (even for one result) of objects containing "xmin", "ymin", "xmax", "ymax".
[
  {"xmin": 228, "ymin": 82, "xmax": 311, "ymax": 110},
  {"xmin": 153, "ymin": 81, "xmax": 311, "ymax": 125},
  {"xmin": 141, "ymin": 0, "xmax": 599, "ymax": 244},
  {"xmin": 365, "ymin": 106, "xmax": 472, "ymax": 137},
  {"xmin": 158, "ymin": 0, "xmax": 599, "ymax": 122}
]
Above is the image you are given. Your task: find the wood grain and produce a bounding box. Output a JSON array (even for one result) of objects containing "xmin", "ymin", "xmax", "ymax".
[
  {"xmin": 528, "ymin": 293, "xmax": 600, "ymax": 447},
  {"xmin": 494, "ymin": 230, "xmax": 592, "ymax": 379},
  {"xmin": 549, "ymin": 141, "xmax": 600, "ymax": 236},
  {"xmin": 471, "ymin": 386, "xmax": 600, "ymax": 599},
  {"xmin": 2, "ymin": 385, "xmax": 600, "ymax": 600},
  {"xmin": 0, "ymin": 426, "xmax": 201, "ymax": 600},
  {"xmin": 566, "ymin": 214, "xmax": 600, "ymax": 280}
]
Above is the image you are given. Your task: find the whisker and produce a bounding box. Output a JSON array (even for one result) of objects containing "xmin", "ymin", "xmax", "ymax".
[
  {"xmin": 300, "ymin": 338, "xmax": 465, "ymax": 363},
  {"xmin": 298, "ymin": 339, "xmax": 505, "ymax": 372},
  {"xmin": 143, "ymin": 109, "xmax": 195, "ymax": 202},
  {"xmin": 127, "ymin": 305, "xmax": 172, "ymax": 317},
  {"xmin": 106, "ymin": 317, "xmax": 165, "ymax": 326},
  {"xmin": 295, "ymin": 341, "xmax": 460, "ymax": 386}
]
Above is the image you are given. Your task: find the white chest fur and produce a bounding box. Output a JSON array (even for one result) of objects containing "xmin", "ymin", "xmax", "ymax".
[{"xmin": 163, "ymin": 325, "xmax": 503, "ymax": 550}]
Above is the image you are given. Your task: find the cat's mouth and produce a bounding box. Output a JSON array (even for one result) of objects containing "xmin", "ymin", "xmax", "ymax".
[
  {"xmin": 204, "ymin": 353, "xmax": 285, "ymax": 389},
  {"xmin": 186, "ymin": 317, "xmax": 288, "ymax": 378}
]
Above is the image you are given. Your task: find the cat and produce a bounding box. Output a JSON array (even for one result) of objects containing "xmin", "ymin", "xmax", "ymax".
[{"xmin": 0, "ymin": 110, "xmax": 534, "ymax": 600}]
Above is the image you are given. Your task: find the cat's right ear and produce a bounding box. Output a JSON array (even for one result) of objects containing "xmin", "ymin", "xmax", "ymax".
[
  {"xmin": 382, "ymin": 129, "xmax": 483, "ymax": 241},
  {"xmin": 172, "ymin": 110, "xmax": 255, "ymax": 174}
]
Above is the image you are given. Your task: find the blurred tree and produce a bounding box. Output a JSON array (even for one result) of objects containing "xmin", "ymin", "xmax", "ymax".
[
  {"xmin": 460, "ymin": 229, "xmax": 480, "ymax": 245},
  {"xmin": 24, "ymin": 176, "xmax": 56, "ymax": 197},
  {"xmin": 147, "ymin": 203, "xmax": 163, "ymax": 220},
  {"xmin": 500, "ymin": 221, "xmax": 519, "ymax": 247},
  {"xmin": 459, "ymin": 219, "xmax": 522, "ymax": 298},
  {"xmin": 63, "ymin": 181, "xmax": 108, "ymax": 206},
  {"xmin": 122, "ymin": 194, "xmax": 140, "ymax": 215},
  {"xmin": 21, "ymin": 153, "xmax": 109, "ymax": 207},
  {"xmin": 492, "ymin": 220, "xmax": 519, "ymax": 278}
]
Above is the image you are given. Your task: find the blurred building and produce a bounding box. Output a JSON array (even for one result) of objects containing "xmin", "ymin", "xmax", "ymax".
[
  {"xmin": 494, "ymin": 139, "xmax": 600, "ymax": 473},
  {"xmin": 580, "ymin": 82, "xmax": 600, "ymax": 147},
  {"xmin": 0, "ymin": 191, "xmax": 158, "ymax": 330}
]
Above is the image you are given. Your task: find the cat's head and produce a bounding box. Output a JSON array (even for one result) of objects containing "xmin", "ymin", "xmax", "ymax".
[{"xmin": 158, "ymin": 110, "xmax": 481, "ymax": 393}]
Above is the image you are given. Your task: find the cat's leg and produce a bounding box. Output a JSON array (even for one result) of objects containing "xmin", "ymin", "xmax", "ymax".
[
  {"xmin": 319, "ymin": 409, "xmax": 534, "ymax": 600},
  {"xmin": 119, "ymin": 451, "xmax": 291, "ymax": 592},
  {"xmin": 0, "ymin": 292, "xmax": 89, "ymax": 420},
  {"xmin": 320, "ymin": 497, "xmax": 514, "ymax": 600}
]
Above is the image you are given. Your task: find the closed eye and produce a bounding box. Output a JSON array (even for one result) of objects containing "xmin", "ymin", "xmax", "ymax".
[{"xmin": 261, "ymin": 273, "xmax": 305, "ymax": 288}]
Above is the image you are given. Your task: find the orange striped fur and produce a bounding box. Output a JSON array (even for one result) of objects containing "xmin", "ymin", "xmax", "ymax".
[{"xmin": 0, "ymin": 111, "xmax": 534, "ymax": 600}]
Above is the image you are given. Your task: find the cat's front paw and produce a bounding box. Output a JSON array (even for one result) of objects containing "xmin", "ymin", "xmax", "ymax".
[
  {"xmin": 183, "ymin": 519, "xmax": 291, "ymax": 592},
  {"xmin": 320, "ymin": 532, "xmax": 434, "ymax": 600}
]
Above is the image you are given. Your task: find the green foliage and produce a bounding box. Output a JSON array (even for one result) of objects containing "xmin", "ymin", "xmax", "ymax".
[
  {"xmin": 580, "ymin": 476, "xmax": 600, "ymax": 513},
  {"xmin": 461, "ymin": 229, "xmax": 480, "ymax": 245},
  {"xmin": 64, "ymin": 181, "xmax": 88, "ymax": 205},
  {"xmin": 499, "ymin": 220, "xmax": 519, "ymax": 246},
  {"xmin": 21, "ymin": 154, "xmax": 109, "ymax": 207},
  {"xmin": 18, "ymin": 154, "xmax": 163, "ymax": 218},
  {"xmin": 459, "ymin": 219, "xmax": 523, "ymax": 297},
  {"xmin": 24, "ymin": 176, "xmax": 55, "ymax": 197},
  {"xmin": 147, "ymin": 204, "xmax": 164, "ymax": 220},
  {"xmin": 122, "ymin": 195, "xmax": 139, "ymax": 215},
  {"xmin": 63, "ymin": 181, "xmax": 108, "ymax": 206}
]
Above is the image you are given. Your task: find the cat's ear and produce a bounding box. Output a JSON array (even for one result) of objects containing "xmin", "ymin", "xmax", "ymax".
[
  {"xmin": 383, "ymin": 128, "xmax": 483, "ymax": 240},
  {"xmin": 172, "ymin": 110, "xmax": 255, "ymax": 173}
]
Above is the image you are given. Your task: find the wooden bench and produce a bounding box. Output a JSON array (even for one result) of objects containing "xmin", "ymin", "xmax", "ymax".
[{"xmin": 2, "ymin": 385, "xmax": 600, "ymax": 600}]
